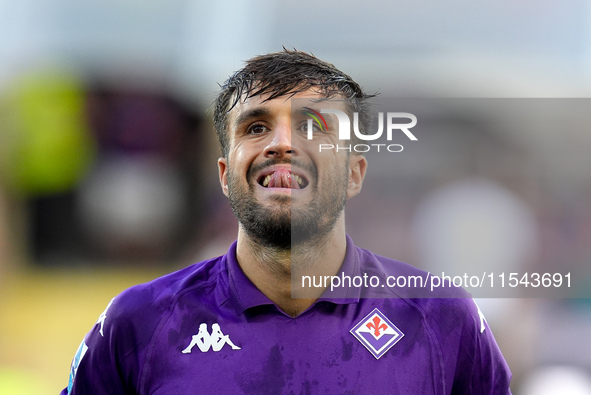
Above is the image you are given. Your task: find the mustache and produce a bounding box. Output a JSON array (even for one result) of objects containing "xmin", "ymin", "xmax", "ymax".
[{"xmin": 246, "ymin": 158, "xmax": 316, "ymax": 184}]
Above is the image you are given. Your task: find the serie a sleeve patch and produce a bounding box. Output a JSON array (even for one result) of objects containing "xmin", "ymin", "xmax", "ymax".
[{"xmin": 66, "ymin": 340, "xmax": 88, "ymax": 393}]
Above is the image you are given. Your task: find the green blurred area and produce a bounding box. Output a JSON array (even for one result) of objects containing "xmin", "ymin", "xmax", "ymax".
[{"xmin": 0, "ymin": 71, "xmax": 95, "ymax": 197}]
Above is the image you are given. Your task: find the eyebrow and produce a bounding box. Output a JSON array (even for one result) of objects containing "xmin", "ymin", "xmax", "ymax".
[
  {"xmin": 295, "ymin": 107, "xmax": 317, "ymax": 117},
  {"xmin": 233, "ymin": 107, "xmax": 272, "ymax": 128}
]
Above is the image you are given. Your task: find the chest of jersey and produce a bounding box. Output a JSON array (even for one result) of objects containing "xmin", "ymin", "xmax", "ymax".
[{"xmin": 140, "ymin": 303, "xmax": 444, "ymax": 394}]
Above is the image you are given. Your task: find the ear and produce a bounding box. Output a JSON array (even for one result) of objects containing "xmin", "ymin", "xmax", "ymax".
[
  {"xmin": 218, "ymin": 157, "xmax": 229, "ymax": 197},
  {"xmin": 347, "ymin": 154, "xmax": 367, "ymax": 199}
]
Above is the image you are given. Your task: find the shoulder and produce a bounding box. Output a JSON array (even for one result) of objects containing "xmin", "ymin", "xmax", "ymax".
[
  {"xmin": 353, "ymin": 246, "xmax": 488, "ymax": 341},
  {"xmin": 87, "ymin": 256, "xmax": 228, "ymax": 376},
  {"xmin": 355, "ymin": 246, "xmax": 469, "ymax": 300},
  {"xmin": 353, "ymin": 245, "xmax": 512, "ymax": 392},
  {"xmin": 108, "ymin": 255, "xmax": 227, "ymax": 328},
  {"xmin": 64, "ymin": 255, "xmax": 230, "ymax": 393}
]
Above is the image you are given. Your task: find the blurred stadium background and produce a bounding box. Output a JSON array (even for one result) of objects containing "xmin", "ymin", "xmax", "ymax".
[{"xmin": 1, "ymin": 0, "xmax": 591, "ymax": 393}]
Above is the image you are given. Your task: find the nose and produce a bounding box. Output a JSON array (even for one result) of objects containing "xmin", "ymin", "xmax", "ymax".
[{"xmin": 263, "ymin": 123, "xmax": 293, "ymax": 158}]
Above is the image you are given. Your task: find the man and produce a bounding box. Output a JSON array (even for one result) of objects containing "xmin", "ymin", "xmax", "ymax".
[{"xmin": 62, "ymin": 50, "xmax": 512, "ymax": 394}]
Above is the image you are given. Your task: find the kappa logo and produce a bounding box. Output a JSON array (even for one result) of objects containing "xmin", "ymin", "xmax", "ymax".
[
  {"xmin": 182, "ymin": 323, "xmax": 241, "ymax": 353},
  {"xmin": 350, "ymin": 308, "xmax": 404, "ymax": 359}
]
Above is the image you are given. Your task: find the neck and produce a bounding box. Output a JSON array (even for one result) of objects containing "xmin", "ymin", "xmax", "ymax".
[{"xmin": 235, "ymin": 216, "xmax": 347, "ymax": 317}]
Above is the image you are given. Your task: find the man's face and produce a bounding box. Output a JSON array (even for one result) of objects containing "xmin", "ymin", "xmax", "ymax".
[{"xmin": 218, "ymin": 90, "xmax": 366, "ymax": 249}]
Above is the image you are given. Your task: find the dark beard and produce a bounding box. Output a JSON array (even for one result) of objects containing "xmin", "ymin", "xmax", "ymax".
[{"xmin": 227, "ymin": 159, "xmax": 348, "ymax": 250}]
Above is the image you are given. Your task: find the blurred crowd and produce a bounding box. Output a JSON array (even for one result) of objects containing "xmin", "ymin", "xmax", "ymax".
[{"xmin": 0, "ymin": 70, "xmax": 235, "ymax": 267}]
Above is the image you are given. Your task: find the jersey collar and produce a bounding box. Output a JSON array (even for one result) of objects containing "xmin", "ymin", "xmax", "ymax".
[{"xmin": 226, "ymin": 235, "xmax": 362, "ymax": 316}]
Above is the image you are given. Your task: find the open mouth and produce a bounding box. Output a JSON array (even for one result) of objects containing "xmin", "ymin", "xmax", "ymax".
[{"xmin": 257, "ymin": 168, "xmax": 309, "ymax": 189}]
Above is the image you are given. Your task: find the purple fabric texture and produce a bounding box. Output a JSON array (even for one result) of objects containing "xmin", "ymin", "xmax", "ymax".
[{"xmin": 61, "ymin": 237, "xmax": 511, "ymax": 394}]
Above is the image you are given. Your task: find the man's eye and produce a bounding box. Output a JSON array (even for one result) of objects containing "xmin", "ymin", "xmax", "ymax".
[
  {"xmin": 248, "ymin": 124, "xmax": 268, "ymax": 134},
  {"xmin": 298, "ymin": 121, "xmax": 323, "ymax": 133}
]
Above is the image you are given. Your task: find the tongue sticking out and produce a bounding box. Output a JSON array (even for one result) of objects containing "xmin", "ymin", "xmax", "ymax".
[{"xmin": 266, "ymin": 168, "xmax": 300, "ymax": 189}]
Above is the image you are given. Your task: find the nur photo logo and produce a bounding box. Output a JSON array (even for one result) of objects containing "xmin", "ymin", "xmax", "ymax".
[{"xmin": 304, "ymin": 108, "xmax": 418, "ymax": 153}]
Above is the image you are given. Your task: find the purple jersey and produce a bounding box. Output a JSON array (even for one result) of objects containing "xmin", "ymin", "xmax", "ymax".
[{"xmin": 62, "ymin": 236, "xmax": 511, "ymax": 394}]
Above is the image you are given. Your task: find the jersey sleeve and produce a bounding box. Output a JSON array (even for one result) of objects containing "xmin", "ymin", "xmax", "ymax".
[
  {"xmin": 449, "ymin": 299, "xmax": 512, "ymax": 395},
  {"xmin": 60, "ymin": 285, "xmax": 159, "ymax": 394}
]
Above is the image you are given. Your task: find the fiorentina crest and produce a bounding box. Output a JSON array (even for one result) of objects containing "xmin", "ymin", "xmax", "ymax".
[{"xmin": 350, "ymin": 308, "xmax": 404, "ymax": 359}]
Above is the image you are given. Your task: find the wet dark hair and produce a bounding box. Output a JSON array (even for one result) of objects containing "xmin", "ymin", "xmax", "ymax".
[{"xmin": 213, "ymin": 49, "xmax": 376, "ymax": 157}]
